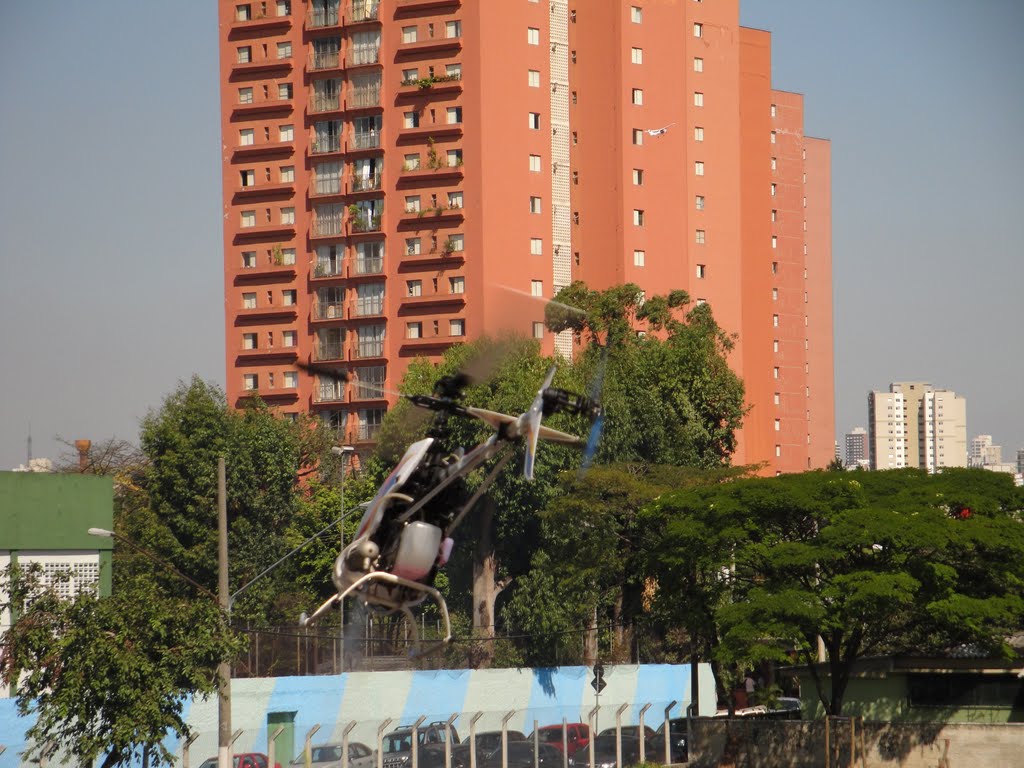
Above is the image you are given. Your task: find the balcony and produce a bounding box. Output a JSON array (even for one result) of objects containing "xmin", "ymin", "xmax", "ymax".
[
  {"xmin": 311, "ymin": 213, "xmax": 345, "ymax": 239},
  {"xmin": 397, "ymin": 163, "xmax": 464, "ymax": 185},
  {"xmin": 350, "ymin": 131, "xmax": 381, "ymax": 151},
  {"xmin": 353, "ymin": 341, "xmax": 385, "ymax": 360},
  {"xmin": 400, "ymin": 292, "xmax": 466, "ymax": 309},
  {"xmin": 232, "ymin": 56, "xmax": 293, "ymax": 77},
  {"xmin": 313, "ymin": 301, "xmax": 346, "ymax": 321},
  {"xmin": 315, "ymin": 383, "xmax": 348, "ymax": 404},
  {"xmin": 312, "ymin": 261, "xmax": 345, "ymax": 279},
  {"xmin": 357, "ymin": 422, "xmax": 383, "ymax": 442},
  {"xmin": 306, "ymin": 5, "xmax": 341, "ymax": 30},
  {"xmin": 348, "ymin": 46, "xmax": 381, "ymax": 67},
  {"xmin": 350, "ymin": 172, "xmax": 383, "ymax": 194},
  {"xmin": 351, "ymin": 257, "xmax": 384, "ymax": 276},
  {"xmin": 352, "ymin": 380, "xmax": 387, "ymax": 401},
  {"xmin": 350, "ymin": 212, "xmax": 383, "ymax": 234},
  {"xmin": 310, "ymin": 91, "xmax": 342, "ymax": 115},
  {"xmin": 233, "ymin": 221, "xmax": 297, "ymax": 242},
  {"xmin": 230, "ymin": 10, "xmax": 292, "ymax": 35},
  {"xmin": 309, "ymin": 178, "xmax": 345, "ymax": 201},
  {"xmin": 347, "ymin": 87, "xmax": 381, "ymax": 110},
  {"xmin": 309, "ymin": 49, "xmax": 342, "ymax": 73},
  {"xmin": 235, "ymin": 305, "xmax": 299, "ymax": 323},
  {"xmin": 398, "ymin": 73, "xmax": 463, "ymax": 97},
  {"xmin": 398, "ymin": 204, "xmax": 464, "ymax": 228},
  {"xmin": 397, "ymin": 35, "xmax": 462, "ymax": 58},
  {"xmin": 353, "ymin": 298, "xmax": 385, "ymax": 318},
  {"xmin": 235, "ymin": 345, "xmax": 299, "ymax": 361},
  {"xmin": 233, "ymin": 262, "xmax": 298, "ymax": 283},
  {"xmin": 310, "ymin": 135, "xmax": 343, "ymax": 156},
  {"xmin": 233, "ymin": 181, "xmax": 295, "ymax": 201},
  {"xmin": 348, "ymin": 1, "xmax": 380, "ymax": 24},
  {"xmin": 233, "ymin": 140, "xmax": 294, "ymax": 160},
  {"xmin": 397, "ymin": 123, "xmax": 462, "ymax": 143},
  {"xmin": 395, "ymin": 0, "xmax": 461, "ymax": 12},
  {"xmin": 315, "ymin": 341, "xmax": 346, "ymax": 362}
]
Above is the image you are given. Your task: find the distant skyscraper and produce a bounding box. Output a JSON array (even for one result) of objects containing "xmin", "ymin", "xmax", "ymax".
[
  {"xmin": 969, "ymin": 435, "xmax": 1002, "ymax": 467},
  {"xmin": 868, "ymin": 383, "xmax": 967, "ymax": 472},
  {"xmin": 844, "ymin": 427, "xmax": 868, "ymax": 468},
  {"xmin": 1018, "ymin": 448, "xmax": 1024, "ymax": 476}
]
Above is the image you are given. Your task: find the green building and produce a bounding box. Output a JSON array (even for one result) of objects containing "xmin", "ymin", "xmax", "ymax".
[{"xmin": 1, "ymin": 471, "xmax": 114, "ymax": 602}]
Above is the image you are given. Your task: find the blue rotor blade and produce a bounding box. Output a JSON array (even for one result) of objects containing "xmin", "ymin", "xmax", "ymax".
[{"xmin": 580, "ymin": 414, "xmax": 604, "ymax": 472}]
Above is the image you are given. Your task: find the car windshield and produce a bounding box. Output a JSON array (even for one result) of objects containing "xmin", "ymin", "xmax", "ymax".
[
  {"xmin": 311, "ymin": 746, "xmax": 343, "ymax": 762},
  {"xmin": 537, "ymin": 730, "xmax": 563, "ymax": 744},
  {"xmin": 384, "ymin": 734, "xmax": 415, "ymax": 753}
]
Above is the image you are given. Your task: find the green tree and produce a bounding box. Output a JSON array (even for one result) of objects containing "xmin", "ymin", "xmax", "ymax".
[
  {"xmin": 0, "ymin": 565, "xmax": 243, "ymax": 768},
  {"xmin": 650, "ymin": 469, "xmax": 1024, "ymax": 716}
]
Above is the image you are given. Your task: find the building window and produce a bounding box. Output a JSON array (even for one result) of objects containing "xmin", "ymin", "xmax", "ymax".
[
  {"xmin": 403, "ymin": 111, "xmax": 419, "ymax": 129},
  {"xmin": 774, "ymin": 392, "xmax": 780, "ymax": 405},
  {"xmin": 773, "ymin": 367, "xmax": 779, "ymax": 380},
  {"xmin": 244, "ymin": 373, "xmax": 258, "ymax": 391},
  {"xmin": 446, "ymin": 20, "xmax": 461, "ymax": 39},
  {"xmin": 446, "ymin": 106, "xmax": 462, "ymax": 124},
  {"xmin": 529, "ymin": 154, "xmax": 542, "ymax": 172},
  {"xmin": 771, "ymin": 157, "xmax": 777, "ymax": 171},
  {"xmin": 631, "ymin": 47, "xmax": 643, "ymax": 64},
  {"xmin": 405, "ymin": 195, "xmax": 421, "ymax": 214},
  {"xmin": 446, "ymin": 63, "xmax": 462, "ymax": 78},
  {"xmin": 773, "ymin": 314, "xmax": 779, "ymax": 327},
  {"xmin": 242, "ymin": 332, "xmax": 258, "ymax": 350},
  {"xmin": 694, "ymin": 92, "xmax": 704, "ymax": 107},
  {"xmin": 693, "ymin": 22, "xmax": 702, "ymax": 37},
  {"xmin": 239, "ymin": 128, "xmax": 254, "ymax": 146},
  {"xmin": 696, "ymin": 263, "xmax": 706, "ymax": 278},
  {"xmin": 528, "ymin": 69, "xmax": 541, "ymax": 87},
  {"xmin": 772, "ymin": 287, "xmax": 779, "ymax": 300},
  {"xmin": 241, "ymin": 210, "xmax": 256, "ymax": 228},
  {"xmin": 279, "ymin": 124, "xmax": 294, "ymax": 142},
  {"xmin": 280, "ymin": 207, "xmax": 295, "ymax": 225},
  {"xmin": 771, "ymin": 209, "xmax": 777, "ymax": 222},
  {"xmin": 447, "ymin": 233, "xmax": 464, "ymax": 251},
  {"xmin": 530, "ymin": 238, "xmax": 543, "ymax": 255},
  {"xmin": 771, "ymin": 130, "xmax": 777, "ymax": 144},
  {"xmin": 527, "ymin": 27, "xmax": 540, "ymax": 45},
  {"xmin": 632, "ymin": 88, "xmax": 643, "ymax": 105},
  {"xmin": 529, "ymin": 112, "xmax": 541, "ymax": 130},
  {"xmin": 632, "ymin": 168, "xmax": 644, "ymax": 185},
  {"xmin": 448, "ymin": 191, "xmax": 463, "ymax": 209},
  {"xmin": 772, "ymin": 235, "xmax": 778, "ymax": 249},
  {"xmin": 633, "ymin": 209, "xmax": 644, "ymax": 226},
  {"xmin": 449, "ymin": 276, "xmax": 465, "ymax": 294},
  {"xmin": 773, "ymin": 339, "xmax": 780, "ymax": 353},
  {"xmin": 633, "ymin": 249, "xmax": 645, "ymax": 267},
  {"xmin": 404, "ymin": 153, "xmax": 420, "ymax": 171},
  {"xmin": 402, "ymin": 26, "xmax": 418, "ymax": 44},
  {"xmin": 280, "ymin": 247, "xmax": 295, "ymax": 265},
  {"xmin": 694, "ymin": 126, "xmax": 704, "ymax": 142},
  {"xmin": 406, "ymin": 279, "xmax": 422, "ymax": 297},
  {"xmin": 237, "ymin": 46, "xmax": 252, "ymax": 63},
  {"xmin": 775, "ymin": 419, "xmax": 781, "ymax": 432},
  {"xmin": 406, "ymin": 237, "xmax": 421, "ymax": 255},
  {"xmin": 630, "ymin": 6, "xmax": 642, "ymax": 23},
  {"xmin": 693, "ymin": 57, "xmax": 703, "ymax": 72},
  {"xmin": 632, "ymin": 129, "xmax": 643, "ymax": 145},
  {"xmin": 533, "ymin": 321, "xmax": 545, "ymax": 339},
  {"xmin": 277, "ymin": 41, "xmax": 292, "ymax": 59},
  {"xmin": 284, "ymin": 370, "xmax": 298, "ymax": 389},
  {"xmin": 695, "ymin": 195, "xmax": 705, "ymax": 210},
  {"xmin": 240, "ymin": 169, "xmax": 255, "ymax": 187},
  {"xmin": 279, "ymin": 165, "xmax": 294, "ymax": 183},
  {"xmin": 695, "ymin": 229, "xmax": 705, "ymax": 244},
  {"xmin": 694, "ymin": 161, "xmax": 705, "ymax": 176},
  {"xmin": 406, "ymin": 322, "xmax": 422, "ymax": 339},
  {"xmin": 450, "ymin": 319, "xmax": 465, "ymax": 337},
  {"xmin": 775, "ymin": 445, "xmax": 781, "ymax": 457},
  {"xmin": 447, "ymin": 149, "xmax": 463, "ymax": 167},
  {"xmin": 770, "ymin": 103, "xmax": 777, "ymax": 117},
  {"xmin": 531, "ymin": 279, "xmax": 543, "ymax": 297},
  {"xmin": 282, "ymin": 289, "xmax": 297, "ymax": 306},
  {"xmin": 238, "ymin": 87, "xmax": 254, "ymax": 104},
  {"xmin": 277, "ymin": 0, "xmax": 290, "ymax": 16},
  {"xmin": 530, "ymin": 196, "xmax": 542, "ymax": 214},
  {"xmin": 241, "ymin": 250, "xmax": 257, "ymax": 268},
  {"xmin": 236, "ymin": 4, "xmax": 251, "ymax": 21},
  {"xmin": 771, "ymin": 183, "xmax": 777, "ymax": 197}
]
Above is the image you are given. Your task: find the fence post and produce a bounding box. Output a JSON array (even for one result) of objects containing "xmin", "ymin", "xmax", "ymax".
[
  {"xmin": 182, "ymin": 732, "xmax": 199, "ymax": 768},
  {"xmin": 501, "ymin": 710, "xmax": 516, "ymax": 768},
  {"xmin": 561, "ymin": 718, "xmax": 568, "ymax": 768},
  {"xmin": 305, "ymin": 724, "xmax": 321, "ymax": 768},
  {"xmin": 824, "ymin": 716, "xmax": 830, "ymax": 768},
  {"xmin": 443, "ymin": 713, "xmax": 459, "ymax": 768},
  {"xmin": 615, "ymin": 704, "xmax": 628, "ymax": 768},
  {"xmin": 268, "ymin": 725, "xmax": 285, "ymax": 768},
  {"xmin": 587, "ymin": 707, "xmax": 599, "ymax": 768},
  {"xmin": 411, "ymin": 716, "xmax": 427, "ymax": 768},
  {"xmin": 377, "ymin": 718, "xmax": 394, "ymax": 768},
  {"xmin": 849, "ymin": 717, "xmax": 856, "ymax": 768},
  {"xmin": 342, "ymin": 720, "xmax": 357, "ymax": 768},
  {"xmin": 469, "ymin": 712, "xmax": 484, "ymax": 768},
  {"xmin": 637, "ymin": 703, "xmax": 652, "ymax": 765},
  {"xmin": 663, "ymin": 700, "xmax": 677, "ymax": 765},
  {"xmin": 533, "ymin": 720, "xmax": 540, "ymax": 768}
]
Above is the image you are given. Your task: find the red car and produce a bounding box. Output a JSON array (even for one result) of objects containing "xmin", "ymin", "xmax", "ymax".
[
  {"xmin": 533, "ymin": 724, "xmax": 590, "ymax": 758},
  {"xmin": 198, "ymin": 754, "xmax": 280, "ymax": 768}
]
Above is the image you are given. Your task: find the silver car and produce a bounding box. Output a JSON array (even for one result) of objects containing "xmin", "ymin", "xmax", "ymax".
[{"xmin": 291, "ymin": 742, "xmax": 375, "ymax": 768}]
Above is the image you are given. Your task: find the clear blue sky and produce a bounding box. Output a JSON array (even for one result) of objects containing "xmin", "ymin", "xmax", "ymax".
[{"xmin": 1, "ymin": 1, "xmax": 1022, "ymax": 470}]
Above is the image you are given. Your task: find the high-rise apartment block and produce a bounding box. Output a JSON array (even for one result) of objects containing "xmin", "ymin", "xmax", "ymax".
[
  {"xmin": 868, "ymin": 383, "xmax": 967, "ymax": 471},
  {"xmin": 218, "ymin": 0, "xmax": 834, "ymax": 472},
  {"xmin": 844, "ymin": 427, "xmax": 868, "ymax": 468}
]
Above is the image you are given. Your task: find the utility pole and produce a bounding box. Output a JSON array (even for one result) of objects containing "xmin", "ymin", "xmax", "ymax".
[{"xmin": 218, "ymin": 458, "xmax": 231, "ymax": 768}]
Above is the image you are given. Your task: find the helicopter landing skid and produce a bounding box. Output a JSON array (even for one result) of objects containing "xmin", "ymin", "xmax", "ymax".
[{"xmin": 301, "ymin": 570, "xmax": 452, "ymax": 646}]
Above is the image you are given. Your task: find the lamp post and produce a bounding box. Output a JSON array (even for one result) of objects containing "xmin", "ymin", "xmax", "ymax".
[{"xmin": 330, "ymin": 445, "xmax": 355, "ymax": 671}]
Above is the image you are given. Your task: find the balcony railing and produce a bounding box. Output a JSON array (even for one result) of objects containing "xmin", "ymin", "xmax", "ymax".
[
  {"xmin": 316, "ymin": 341, "xmax": 345, "ymax": 361},
  {"xmin": 313, "ymin": 177, "xmax": 343, "ymax": 196},
  {"xmin": 313, "ymin": 213, "xmax": 345, "ymax": 236},
  {"xmin": 356, "ymin": 341, "xmax": 384, "ymax": 358},
  {"xmin": 310, "ymin": 50, "xmax": 340, "ymax": 70},
  {"xmin": 351, "ymin": 46, "xmax": 380, "ymax": 65},
  {"xmin": 351, "ymin": 173, "xmax": 382, "ymax": 192},
  {"xmin": 314, "ymin": 301, "xmax": 345, "ymax": 320},
  {"xmin": 354, "ymin": 257, "xmax": 383, "ymax": 275},
  {"xmin": 317, "ymin": 383, "xmax": 346, "ymax": 402},
  {"xmin": 359, "ymin": 422, "xmax": 383, "ymax": 441},
  {"xmin": 355, "ymin": 297, "xmax": 384, "ymax": 316},
  {"xmin": 350, "ymin": 213, "xmax": 382, "ymax": 233},
  {"xmin": 350, "ymin": 1, "xmax": 380, "ymax": 22},
  {"xmin": 311, "ymin": 93, "xmax": 341, "ymax": 113},
  {"xmin": 311, "ymin": 135, "xmax": 342, "ymax": 155},
  {"xmin": 349, "ymin": 87, "xmax": 381, "ymax": 109},
  {"xmin": 309, "ymin": 6, "xmax": 340, "ymax": 28},
  {"xmin": 351, "ymin": 131, "xmax": 380, "ymax": 150},
  {"xmin": 314, "ymin": 261, "xmax": 344, "ymax": 277}
]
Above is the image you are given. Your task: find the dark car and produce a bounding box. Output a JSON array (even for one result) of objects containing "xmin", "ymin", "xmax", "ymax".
[
  {"xmin": 570, "ymin": 734, "xmax": 641, "ymax": 768},
  {"xmin": 646, "ymin": 719, "xmax": 687, "ymax": 764},
  {"xmin": 479, "ymin": 742, "xmax": 563, "ymax": 768},
  {"xmin": 596, "ymin": 727, "xmax": 654, "ymax": 742},
  {"xmin": 383, "ymin": 722, "xmax": 461, "ymax": 768},
  {"xmin": 452, "ymin": 732, "xmax": 528, "ymax": 768}
]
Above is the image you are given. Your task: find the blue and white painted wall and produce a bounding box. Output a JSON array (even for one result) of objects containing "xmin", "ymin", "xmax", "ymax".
[{"xmin": 0, "ymin": 664, "xmax": 715, "ymax": 767}]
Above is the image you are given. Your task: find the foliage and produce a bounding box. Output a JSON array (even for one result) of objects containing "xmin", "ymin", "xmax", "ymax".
[
  {"xmin": 0, "ymin": 565, "xmax": 243, "ymax": 768},
  {"xmin": 647, "ymin": 469, "xmax": 1024, "ymax": 715}
]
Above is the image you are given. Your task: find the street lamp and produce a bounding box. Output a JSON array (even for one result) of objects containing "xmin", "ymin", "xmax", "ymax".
[{"xmin": 330, "ymin": 445, "xmax": 355, "ymax": 670}]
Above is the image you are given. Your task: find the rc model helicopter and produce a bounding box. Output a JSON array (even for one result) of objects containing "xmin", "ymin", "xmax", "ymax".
[{"xmin": 299, "ymin": 360, "xmax": 603, "ymax": 646}]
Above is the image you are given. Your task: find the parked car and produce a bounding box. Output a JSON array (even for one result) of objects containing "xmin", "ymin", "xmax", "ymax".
[
  {"xmin": 198, "ymin": 754, "xmax": 280, "ymax": 768},
  {"xmin": 452, "ymin": 731, "xmax": 527, "ymax": 768},
  {"xmin": 569, "ymin": 734, "xmax": 641, "ymax": 768},
  {"xmin": 646, "ymin": 719, "xmax": 687, "ymax": 764},
  {"xmin": 382, "ymin": 721, "xmax": 461, "ymax": 768},
  {"xmin": 479, "ymin": 742, "xmax": 562, "ymax": 768},
  {"xmin": 596, "ymin": 726, "xmax": 654, "ymax": 742},
  {"xmin": 289, "ymin": 742, "xmax": 376, "ymax": 768},
  {"xmin": 531, "ymin": 724, "xmax": 590, "ymax": 758}
]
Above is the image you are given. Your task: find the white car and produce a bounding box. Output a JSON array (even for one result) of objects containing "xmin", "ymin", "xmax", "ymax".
[{"xmin": 291, "ymin": 742, "xmax": 375, "ymax": 768}]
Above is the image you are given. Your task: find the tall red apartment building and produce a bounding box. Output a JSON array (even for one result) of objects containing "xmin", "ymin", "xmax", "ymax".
[{"xmin": 218, "ymin": 0, "xmax": 834, "ymax": 473}]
